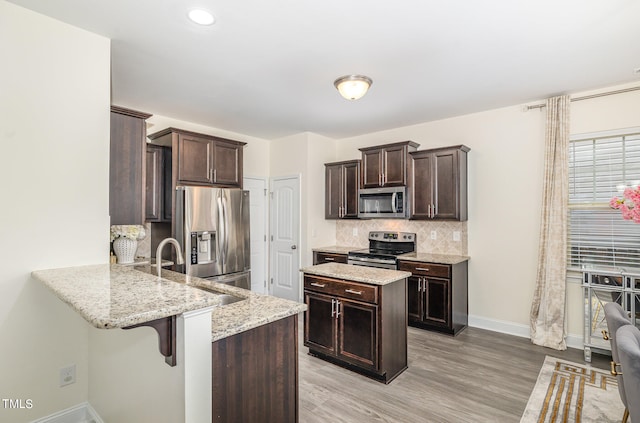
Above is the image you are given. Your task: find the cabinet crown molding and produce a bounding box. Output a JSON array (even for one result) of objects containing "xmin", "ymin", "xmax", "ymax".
[
  {"xmin": 358, "ymin": 140, "xmax": 420, "ymax": 152},
  {"xmin": 147, "ymin": 127, "xmax": 247, "ymax": 146},
  {"xmin": 410, "ymin": 144, "xmax": 470, "ymax": 155},
  {"xmin": 110, "ymin": 105, "xmax": 152, "ymax": 120}
]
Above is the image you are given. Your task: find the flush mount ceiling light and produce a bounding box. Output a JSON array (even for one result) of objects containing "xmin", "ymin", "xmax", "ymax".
[
  {"xmin": 188, "ymin": 9, "xmax": 215, "ymax": 25},
  {"xmin": 334, "ymin": 75, "xmax": 373, "ymax": 100}
]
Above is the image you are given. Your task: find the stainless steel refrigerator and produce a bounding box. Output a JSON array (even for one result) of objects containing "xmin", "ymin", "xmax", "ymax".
[{"xmin": 174, "ymin": 186, "xmax": 251, "ymax": 289}]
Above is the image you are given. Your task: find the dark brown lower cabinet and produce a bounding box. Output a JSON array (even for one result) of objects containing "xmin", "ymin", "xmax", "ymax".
[
  {"xmin": 211, "ymin": 315, "xmax": 298, "ymax": 423},
  {"xmin": 312, "ymin": 251, "xmax": 348, "ymax": 265},
  {"xmin": 303, "ymin": 274, "xmax": 407, "ymax": 384},
  {"xmin": 400, "ymin": 260, "xmax": 468, "ymax": 336}
]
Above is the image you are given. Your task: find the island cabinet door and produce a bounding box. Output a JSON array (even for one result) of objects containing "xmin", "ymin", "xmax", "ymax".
[
  {"xmin": 407, "ymin": 276, "xmax": 423, "ymax": 323},
  {"xmin": 304, "ymin": 292, "xmax": 337, "ymax": 356},
  {"xmin": 337, "ymin": 299, "xmax": 378, "ymax": 371}
]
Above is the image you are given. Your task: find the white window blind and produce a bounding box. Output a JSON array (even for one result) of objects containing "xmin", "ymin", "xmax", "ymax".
[{"xmin": 568, "ymin": 128, "xmax": 640, "ymax": 271}]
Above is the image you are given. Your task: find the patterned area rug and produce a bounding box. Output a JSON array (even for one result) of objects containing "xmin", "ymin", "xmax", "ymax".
[{"xmin": 520, "ymin": 356, "xmax": 624, "ymax": 423}]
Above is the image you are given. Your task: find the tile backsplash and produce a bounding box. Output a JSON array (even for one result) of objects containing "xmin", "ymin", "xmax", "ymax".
[{"xmin": 336, "ymin": 220, "xmax": 468, "ymax": 256}]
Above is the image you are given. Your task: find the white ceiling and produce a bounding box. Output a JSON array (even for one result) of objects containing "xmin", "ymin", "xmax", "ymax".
[{"xmin": 9, "ymin": 0, "xmax": 640, "ymax": 139}]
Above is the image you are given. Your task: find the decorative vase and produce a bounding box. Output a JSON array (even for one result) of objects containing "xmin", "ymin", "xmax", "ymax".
[{"xmin": 113, "ymin": 237, "xmax": 137, "ymax": 264}]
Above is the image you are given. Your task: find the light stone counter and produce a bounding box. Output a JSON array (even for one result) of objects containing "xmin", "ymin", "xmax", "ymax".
[
  {"xmin": 32, "ymin": 264, "xmax": 306, "ymax": 341},
  {"xmin": 300, "ymin": 262, "xmax": 411, "ymax": 285},
  {"xmin": 313, "ymin": 246, "xmax": 469, "ymax": 265},
  {"xmin": 397, "ymin": 252, "xmax": 469, "ymax": 265},
  {"xmin": 312, "ymin": 246, "xmax": 360, "ymax": 255}
]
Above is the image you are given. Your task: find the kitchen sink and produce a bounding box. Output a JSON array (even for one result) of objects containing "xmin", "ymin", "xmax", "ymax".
[{"xmin": 194, "ymin": 285, "xmax": 246, "ymax": 305}]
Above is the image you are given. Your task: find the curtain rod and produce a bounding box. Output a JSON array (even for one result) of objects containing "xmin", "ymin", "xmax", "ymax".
[{"xmin": 524, "ymin": 85, "xmax": 640, "ymax": 111}]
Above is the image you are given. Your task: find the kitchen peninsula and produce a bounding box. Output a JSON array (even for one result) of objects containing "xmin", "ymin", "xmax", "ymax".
[
  {"xmin": 301, "ymin": 262, "xmax": 410, "ymax": 383},
  {"xmin": 32, "ymin": 263, "xmax": 306, "ymax": 423}
]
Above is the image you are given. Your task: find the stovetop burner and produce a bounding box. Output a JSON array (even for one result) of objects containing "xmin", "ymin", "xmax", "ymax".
[{"xmin": 347, "ymin": 231, "xmax": 417, "ymax": 269}]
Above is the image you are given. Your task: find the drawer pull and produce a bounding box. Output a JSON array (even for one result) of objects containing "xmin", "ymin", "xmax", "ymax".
[
  {"xmin": 345, "ymin": 289, "xmax": 363, "ymax": 295},
  {"xmin": 310, "ymin": 282, "xmax": 326, "ymax": 288},
  {"xmin": 415, "ymin": 267, "xmax": 430, "ymax": 271},
  {"xmin": 324, "ymin": 257, "xmax": 335, "ymax": 261}
]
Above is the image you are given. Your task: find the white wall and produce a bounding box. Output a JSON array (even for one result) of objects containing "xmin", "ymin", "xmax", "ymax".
[
  {"xmin": 0, "ymin": 2, "xmax": 110, "ymax": 421},
  {"xmin": 332, "ymin": 82, "xmax": 640, "ymax": 344}
]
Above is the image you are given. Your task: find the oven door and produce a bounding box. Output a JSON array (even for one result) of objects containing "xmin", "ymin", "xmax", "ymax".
[{"xmin": 358, "ymin": 186, "xmax": 407, "ymax": 219}]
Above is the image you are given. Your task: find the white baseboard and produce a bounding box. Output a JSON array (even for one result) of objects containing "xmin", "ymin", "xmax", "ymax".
[
  {"xmin": 31, "ymin": 402, "xmax": 103, "ymax": 423},
  {"xmin": 468, "ymin": 314, "xmax": 584, "ymax": 351}
]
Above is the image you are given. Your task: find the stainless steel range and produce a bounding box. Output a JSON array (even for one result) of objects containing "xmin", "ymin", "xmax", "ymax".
[{"xmin": 347, "ymin": 231, "xmax": 416, "ymax": 269}]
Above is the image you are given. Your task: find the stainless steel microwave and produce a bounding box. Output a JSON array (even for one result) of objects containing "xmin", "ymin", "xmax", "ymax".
[{"xmin": 358, "ymin": 186, "xmax": 407, "ymax": 219}]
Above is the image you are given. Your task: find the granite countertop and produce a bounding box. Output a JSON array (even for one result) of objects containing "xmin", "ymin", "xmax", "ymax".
[
  {"xmin": 301, "ymin": 262, "xmax": 411, "ymax": 286},
  {"xmin": 313, "ymin": 245, "xmax": 469, "ymax": 265},
  {"xmin": 397, "ymin": 252, "xmax": 469, "ymax": 265},
  {"xmin": 32, "ymin": 264, "xmax": 306, "ymax": 341},
  {"xmin": 148, "ymin": 267, "xmax": 307, "ymax": 341},
  {"xmin": 312, "ymin": 246, "xmax": 360, "ymax": 254}
]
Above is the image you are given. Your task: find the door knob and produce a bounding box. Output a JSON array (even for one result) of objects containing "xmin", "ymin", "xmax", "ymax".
[{"xmin": 291, "ymin": 245, "xmax": 297, "ymax": 250}]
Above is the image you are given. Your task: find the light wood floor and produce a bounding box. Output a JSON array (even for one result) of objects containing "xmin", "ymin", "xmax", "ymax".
[{"xmin": 298, "ymin": 325, "xmax": 610, "ymax": 423}]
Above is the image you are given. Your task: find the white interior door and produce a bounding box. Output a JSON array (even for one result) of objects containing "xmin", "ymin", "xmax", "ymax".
[
  {"xmin": 270, "ymin": 176, "xmax": 300, "ymax": 302},
  {"xmin": 244, "ymin": 177, "xmax": 268, "ymax": 294}
]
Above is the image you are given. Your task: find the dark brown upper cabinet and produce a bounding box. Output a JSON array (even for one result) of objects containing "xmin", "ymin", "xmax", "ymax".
[
  {"xmin": 109, "ymin": 106, "xmax": 152, "ymax": 226},
  {"xmin": 147, "ymin": 128, "xmax": 246, "ymax": 189},
  {"xmin": 359, "ymin": 141, "xmax": 419, "ymax": 188},
  {"xmin": 409, "ymin": 145, "xmax": 469, "ymax": 221},
  {"xmin": 325, "ymin": 160, "xmax": 361, "ymax": 219},
  {"xmin": 145, "ymin": 144, "xmax": 172, "ymax": 222}
]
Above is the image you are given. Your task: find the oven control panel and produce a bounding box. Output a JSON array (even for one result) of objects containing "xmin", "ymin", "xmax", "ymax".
[{"xmin": 369, "ymin": 231, "xmax": 415, "ymax": 242}]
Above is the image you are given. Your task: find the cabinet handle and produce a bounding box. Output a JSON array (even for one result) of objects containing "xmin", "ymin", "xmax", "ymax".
[
  {"xmin": 335, "ymin": 300, "xmax": 341, "ymax": 318},
  {"xmin": 602, "ymin": 329, "xmax": 609, "ymax": 341},
  {"xmin": 331, "ymin": 298, "xmax": 336, "ymax": 317},
  {"xmin": 416, "ymin": 267, "xmax": 430, "ymax": 272},
  {"xmin": 345, "ymin": 288, "xmax": 362, "ymax": 295},
  {"xmin": 213, "ymin": 169, "xmax": 217, "ymax": 182},
  {"xmin": 324, "ymin": 258, "xmax": 335, "ymax": 262},
  {"xmin": 383, "ymin": 173, "xmax": 387, "ymax": 185},
  {"xmin": 418, "ymin": 278, "xmax": 422, "ymax": 292},
  {"xmin": 310, "ymin": 282, "xmax": 326, "ymax": 288},
  {"xmin": 378, "ymin": 174, "xmax": 382, "ymax": 186}
]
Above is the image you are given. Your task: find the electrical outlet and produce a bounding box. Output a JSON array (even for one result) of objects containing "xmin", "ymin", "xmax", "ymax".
[
  {"xmin": 453, "ymin": 231, "xmax": 461, "ymax": 242},
  {"xmin": 352, "ymin": 228, "xmax": 358, "ymax": 236},
  {"xmin": 430, "ymin": 231, "xmax": 437, "ymax": 240},
  {"xmin": 59, "ymin": 364, "xmax": 76, "ymax": 387}
]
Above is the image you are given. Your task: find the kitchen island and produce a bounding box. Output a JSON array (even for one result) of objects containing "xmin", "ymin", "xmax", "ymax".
[
  {"xmin": 32, "ymin": 263, "xmax": 306, "ymax": 423},
  {"xmin": 301, "ymin": 262, "xmax": 411, "ymax": 383}
]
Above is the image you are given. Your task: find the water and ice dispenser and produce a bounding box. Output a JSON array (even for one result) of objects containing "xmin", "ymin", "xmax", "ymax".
[{"xmin": 190, "ymin": 231, "xmax": 216, "ymax": 264}]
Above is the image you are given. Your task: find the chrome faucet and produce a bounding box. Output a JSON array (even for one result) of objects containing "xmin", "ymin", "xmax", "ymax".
[{"xmin": 155, "ymin": 238, "xmax": 185, "ymax": 276}]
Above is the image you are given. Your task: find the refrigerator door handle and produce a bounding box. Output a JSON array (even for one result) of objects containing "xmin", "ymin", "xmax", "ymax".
[
  {"xmin": 217, "ymin": 195, "xmax": 225, "ymax": 264},
  {"xmin": 222, "ymin": 195, "xmax": 230, "ymax": 264}
]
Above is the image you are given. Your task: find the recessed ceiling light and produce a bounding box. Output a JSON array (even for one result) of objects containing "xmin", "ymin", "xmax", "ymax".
[{"xmin": 188, "ymin": 9, "xmax": 215, "ymax": 26}]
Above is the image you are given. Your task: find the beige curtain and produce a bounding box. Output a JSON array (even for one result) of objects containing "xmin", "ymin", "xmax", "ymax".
[{"xmin": 530, "ymin": 95, "xmax": 570, "ymax": 350}]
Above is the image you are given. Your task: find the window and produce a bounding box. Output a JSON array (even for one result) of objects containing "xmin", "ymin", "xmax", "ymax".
[{"xmin": 568, "ymin": 128, "xmax": 640, "ymax": 271}]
